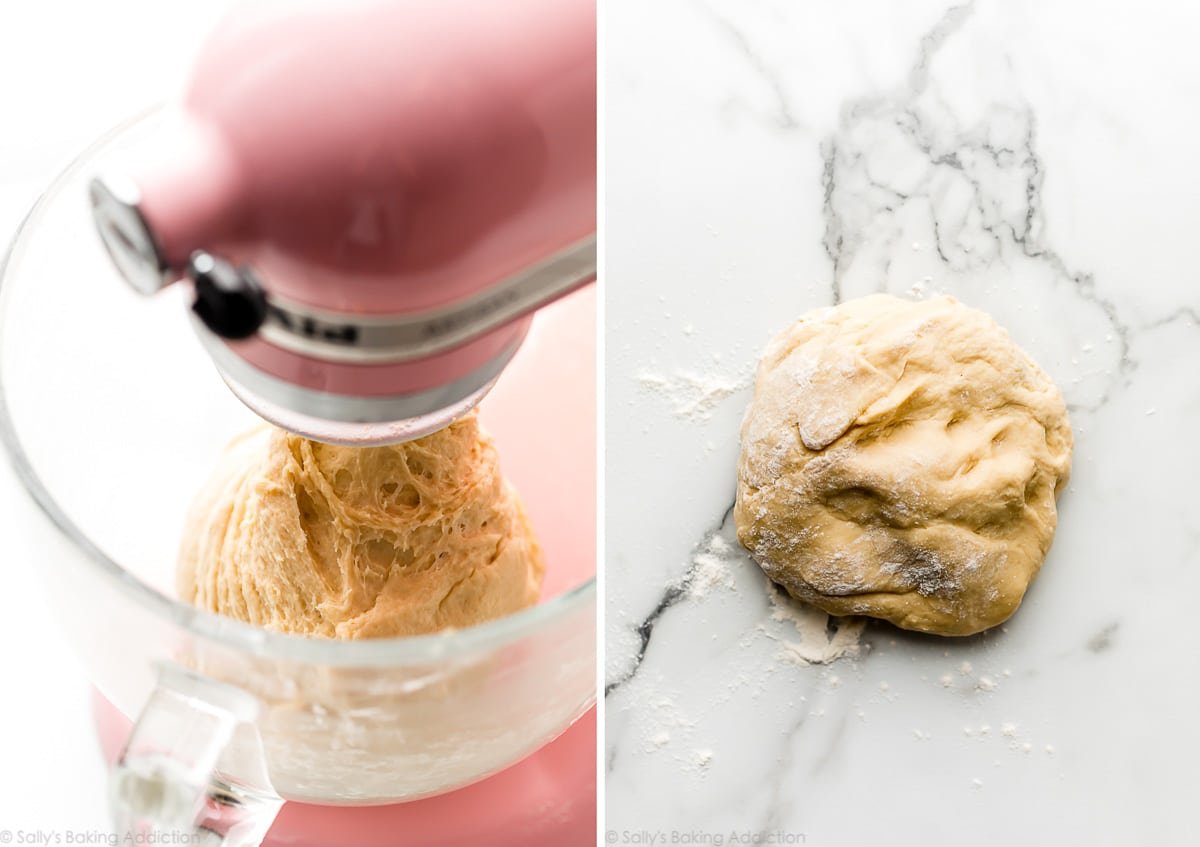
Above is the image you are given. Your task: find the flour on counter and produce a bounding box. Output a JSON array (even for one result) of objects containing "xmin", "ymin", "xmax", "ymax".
[
  {"xmin": 961, "ymin": 719, "xmax": 1056, "ymax": 757},
  {"xmin": 766, "ymin": 583, "xmax": 866, "ymax": 665},
  {"xmin": 629, "ymin": 682, "xmax": 728, "ymax": 779},
  {"xmin": 636, "ymin": 688, "xmax": 697, "ymax": 756},
  {"xmin": 637, "ymin": 368, "xmax": 750, "ymax": 422},
  {"xmin": 907, "ymin": 276, "xmax": 934, "ymax": 299},
  {"xmin": 687, "ymin": 534, "xmax": 737, "ymax": 598}
]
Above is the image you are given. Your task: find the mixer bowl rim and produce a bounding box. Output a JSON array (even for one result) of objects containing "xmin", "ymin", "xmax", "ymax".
[{"xmin": 0, "ymin": 108, "xmax": 597, "ymax": 668}]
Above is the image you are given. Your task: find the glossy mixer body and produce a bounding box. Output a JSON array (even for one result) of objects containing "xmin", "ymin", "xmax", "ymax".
[{"xmin": 92, "ymin": 0, "xmax": 595, "ymax": 446}]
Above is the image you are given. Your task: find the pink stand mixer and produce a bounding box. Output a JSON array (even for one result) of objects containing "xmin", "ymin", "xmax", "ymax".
[
  {"xmin": 90, "ymin": 0, "xmax": 596, "ymax": 446},
  {"xmin": 0, "ymin": 0, "xmax": 595, "ymax": 844}
]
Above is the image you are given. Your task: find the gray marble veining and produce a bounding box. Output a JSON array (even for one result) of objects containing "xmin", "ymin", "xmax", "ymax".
[{"xmin": 606, "ymin": 0, "xmax": 1200, "ymax": 843}]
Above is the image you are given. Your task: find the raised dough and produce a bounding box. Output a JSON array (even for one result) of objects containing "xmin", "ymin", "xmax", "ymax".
[
  {"xmin": 178, "ymin": 411, "xmax": 544, "ymax": 638},
  {"xmin": 735, "ymin": 294, "xmax": 1072, "ymax": 636}
]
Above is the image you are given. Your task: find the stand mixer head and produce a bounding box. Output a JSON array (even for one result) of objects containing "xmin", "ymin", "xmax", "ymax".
[{"xmin": 89, "ymin": 0, "xmax": 596, "ymax": 445}]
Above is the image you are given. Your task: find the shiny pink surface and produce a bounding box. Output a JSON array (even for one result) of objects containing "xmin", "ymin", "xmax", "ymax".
[
  {"xmin": 132, "ymin": 0, "xmax": 595, "ymax": 399},
  {"xmin": 138, "ymin": 0, "xmax": 596, "ymax": 313},
  {"xmin": 94, "ymin": 693, "xmax": 596, "ymax": 847}
]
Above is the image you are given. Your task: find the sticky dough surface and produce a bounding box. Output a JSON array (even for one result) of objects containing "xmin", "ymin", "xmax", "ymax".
[
  {"xmin": 178, "ymin": 412, "xmax": 544, "ymax": 638},
  {"xmin": 735, "ymin": 294, "xmax": 1072, "ymax": 636}
]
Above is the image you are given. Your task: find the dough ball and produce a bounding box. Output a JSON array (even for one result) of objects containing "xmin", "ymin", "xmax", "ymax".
[
  {"xmin": 178, "ymin": 412, "xmax": 544, "ymax": 638},
  {"xmin": 735, "ymin": 294, "xmax": 1072, "ymax": 636}
]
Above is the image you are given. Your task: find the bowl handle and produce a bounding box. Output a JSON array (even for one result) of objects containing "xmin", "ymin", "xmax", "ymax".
[{"xmin": 108, "ymin": 661, "xmax": 284, "ymax": 846}]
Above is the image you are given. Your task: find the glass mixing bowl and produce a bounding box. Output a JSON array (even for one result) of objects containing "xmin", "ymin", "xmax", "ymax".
[{"xmin": 0, "ymin": 113, "xmax": 596, "ymax": 845}]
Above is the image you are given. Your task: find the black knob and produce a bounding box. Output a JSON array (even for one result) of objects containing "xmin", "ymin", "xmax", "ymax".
[{"xmin": 188, "ymin": 252, "xmax": 267, "ymax": 340}]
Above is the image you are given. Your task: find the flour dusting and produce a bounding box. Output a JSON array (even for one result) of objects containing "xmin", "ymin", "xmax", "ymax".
[
  {"xmin": 688, "ymin": 534, "xmax": 737, "ymax": 598},
  {"xmin": 639, "ymin": 692, "xmax": 696, "ymax": 755},
  {"xmin": 638, "ymin": 368, "xmax": 750, "ymax": 422},
  {"xmin": 681, "ymin": 527, "xmax": 864, "ymax": 665},
  {"xmin": 907, "ymin": 276, "xmax": 935, "ymax": 299},
  {"xmin": 767, "ymin": 583, "xmax": 866, "ymax": 665}
]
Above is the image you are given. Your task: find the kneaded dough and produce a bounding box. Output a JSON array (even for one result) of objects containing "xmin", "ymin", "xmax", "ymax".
[
  {"xmin": 178, "ymin": 411, "xmax": 544, "ymax": 638},
  {"xmin": 735, "ymin": 294, "xmax": 1072, "ymax": 636}
]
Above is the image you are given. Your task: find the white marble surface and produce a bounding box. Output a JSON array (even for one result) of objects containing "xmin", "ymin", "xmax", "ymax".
[{"xmin": 605, "ymin": 1, "xmax": 1200, "ymax": 843}]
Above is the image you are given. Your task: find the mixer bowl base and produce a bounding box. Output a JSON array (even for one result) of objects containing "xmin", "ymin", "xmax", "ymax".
[{"xmin": 93, "ymin": 692, "xmax": 596, "ymax": 847}]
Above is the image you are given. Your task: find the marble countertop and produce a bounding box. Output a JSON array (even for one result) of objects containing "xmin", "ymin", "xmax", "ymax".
[{"xmin": 604, "ymin": 1, "xmax": 1200, "ymax": 843}]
